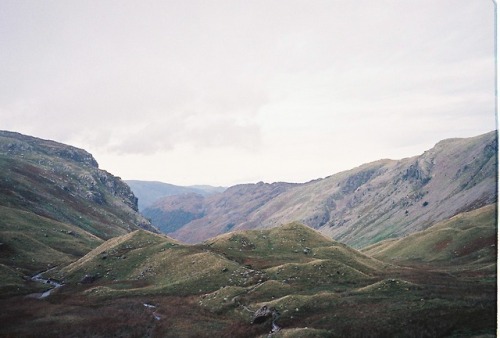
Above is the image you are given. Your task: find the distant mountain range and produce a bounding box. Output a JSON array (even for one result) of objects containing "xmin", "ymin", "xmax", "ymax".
[
  {"xmin": 125, "ymin": 180, "xmax": 225, "ymax": 211},
  {"xmin": 141, "ymin": 131, "xmax": 497, "ymax": 248}
]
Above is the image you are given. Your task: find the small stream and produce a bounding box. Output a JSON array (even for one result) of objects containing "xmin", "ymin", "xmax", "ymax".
[{"xmin": 31, "ymin": 270, "xmax": 63, "ymax": 298}]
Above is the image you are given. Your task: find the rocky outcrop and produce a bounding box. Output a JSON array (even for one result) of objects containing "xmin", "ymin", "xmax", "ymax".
[
  {"xmin": 0, "ymin": 131, "xmax": 98, "ymax": 167},
  {"xmin": 252, "ymin": 305, "xmax": 281, "ymax": 333},
  {"xmin": 0, "ymin": 130, "xmax": 157, "ymax": 239}
]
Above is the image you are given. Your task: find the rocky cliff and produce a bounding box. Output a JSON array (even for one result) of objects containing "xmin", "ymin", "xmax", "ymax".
[{"xmin": 0, "ymin": 130, "xmax": 157, "ymax": 239}]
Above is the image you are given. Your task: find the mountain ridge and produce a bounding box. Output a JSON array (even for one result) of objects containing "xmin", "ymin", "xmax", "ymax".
[
  {"xmin": 146, "ymin": 131, "xmax": 497, "ymax": 247},
  {"xmin": 0, "ymin": 130, "xmax": 156, "ymax": 237},
  {"xmin": 126, "ymin": 180, "xmax": 225, "ymax": 211}
]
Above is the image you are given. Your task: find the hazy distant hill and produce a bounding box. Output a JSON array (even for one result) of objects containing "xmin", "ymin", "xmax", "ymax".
[
  {"xmin": 143, "ymin": 182, "xmax": 297, "ymax": 238},
  {"xmin": 125, "ymin": 180, "xmax": 225, "ymax": 211},
  {"xmin": 149, "ymin": 131, "xmax": 497, "ymax": 247}
]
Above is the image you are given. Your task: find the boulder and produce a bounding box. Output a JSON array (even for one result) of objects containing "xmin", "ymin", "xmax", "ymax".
[{"xmin": 80, "ymin": 274, "xmax": 98, "ymax": 284}]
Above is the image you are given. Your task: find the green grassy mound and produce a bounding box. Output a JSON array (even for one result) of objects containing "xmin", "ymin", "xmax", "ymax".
[{"xmin": 363, "ymin": 204, "xmax": 497, "ymax": 266}]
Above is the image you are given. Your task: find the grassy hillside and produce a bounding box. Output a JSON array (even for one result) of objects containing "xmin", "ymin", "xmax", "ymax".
[
  {"xmin": 0, "ymin": 205, "xmax": 103, "ymax": 296},
  {"xmin": 0, "ymin": 131, "xmax": 158, "ymax": 296},
  {"xmin": 362, "ymin": 203, "xmax": 497, "ymax": 267},
  {"xmin": 0, "ymin": 221, "xmax": 496, "ymax": 337},
  {"xmin": 52, "ymin": 230, "xmax": 252, "ymax": 297},
  {"xmin": 48, "ymin": 223, "xmax": 384, "ymax": 298}
]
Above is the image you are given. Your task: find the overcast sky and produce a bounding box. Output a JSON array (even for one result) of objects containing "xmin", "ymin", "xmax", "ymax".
[{"xmin": 1, "ymin": 1, "xmax": 496, "ymax": 186}]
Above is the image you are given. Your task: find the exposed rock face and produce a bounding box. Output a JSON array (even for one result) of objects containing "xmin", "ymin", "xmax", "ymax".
[
  {"xmin": 252, "ymin": 305, "xmax": 281, "ymax": 333},
  {"xmin": 0, "ymin": 131, "xmax": 99, "ymax": 167},
  {"xmin": 252, "ymin": 305, "xmax": 279, "ymax": 324},
  {"xmin": 151, "ymin": 131, "xmax": 497, "ymax": 248},
  {"xmin": 0, "ymin": 130, "xmax": 157, "ymax": 239}
]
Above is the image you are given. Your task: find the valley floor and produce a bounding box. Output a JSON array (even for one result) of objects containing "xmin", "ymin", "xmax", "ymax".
[{"xmin": 0, "ymin": 261, "xmax": 496, "ymax": 338}]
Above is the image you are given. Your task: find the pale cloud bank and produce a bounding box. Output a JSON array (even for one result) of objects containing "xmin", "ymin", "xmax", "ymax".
[{"xmin": 0, "ymin": 0, "xmax": 496, "ymax": 186}]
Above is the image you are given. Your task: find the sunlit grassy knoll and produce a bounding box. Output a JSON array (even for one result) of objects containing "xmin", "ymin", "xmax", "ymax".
[
  {"xmin": 204, "ymin": 222, "xmax": 349, "ymax": 270},
  {"xmin": 313, "ymin": 244, "xmax": 388, "ymax": 272},
  {"xmin": 52, "ymin": 230, "xmax": 265, "ymax": 298},
  {"xmin": 264, "ymin": 258, "xmax": 372, "ymax": 291},
  {"xmin": 56, "ymin": 230, "xmax": 171, "ymax": 277},
  {"xmin": 354, "ymin": 278, "xmax": 421, "ymax": 294}
]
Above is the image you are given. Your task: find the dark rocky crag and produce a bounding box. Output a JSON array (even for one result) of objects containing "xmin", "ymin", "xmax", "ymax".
[{"xmin": 0, "ymin": 130, "xmax": 157, "ymax": 239}]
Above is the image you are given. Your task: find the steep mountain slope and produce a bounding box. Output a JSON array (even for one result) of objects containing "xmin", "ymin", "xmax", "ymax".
[
  {"xmin": 142, "ymin": 192, "xmax": 206, "ymax": 233},
  {"xmin": 126, "ymin": 180, "xmax": 225, "ymax": 211},
  {"xmin": 159, "ymin": 131, "xmax": 496, "ymax": 246},
  {"xmin": 0, "ymin": 131, "xmax": 157, "ymax": 238},
  {"xmin": 170, "ymin": 181, "xmax": 299, "ymax": 242},
  {"xmin": 0, "ymin": 131, "xmax": 157, "ymax": 295},
  {"xmin": 264, "ymin": 131, "xmax": 497, "ymax": 248},
  {"xmin": 362, "ymin": 203, "xmax": 497, "ymax": 266}
]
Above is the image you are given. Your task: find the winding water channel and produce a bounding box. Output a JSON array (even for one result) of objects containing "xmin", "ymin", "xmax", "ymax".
[{"xmin": 31, "ymin": 270, "xmax": 63, "ymax": 298}]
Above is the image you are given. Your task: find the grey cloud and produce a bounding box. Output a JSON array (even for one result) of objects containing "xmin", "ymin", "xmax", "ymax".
[
  {"xmin": 103, "ymin": 111, "xmax": 262, "ymax": 155},
  {"xmin": 0, "ymin": 0, "xmax": 495, "ymax": 185}
]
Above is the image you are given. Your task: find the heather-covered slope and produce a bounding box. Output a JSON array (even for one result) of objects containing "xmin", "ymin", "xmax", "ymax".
[{"xmin": 158, "ymin": 131, "xmax": 497, "ymax": 247}]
